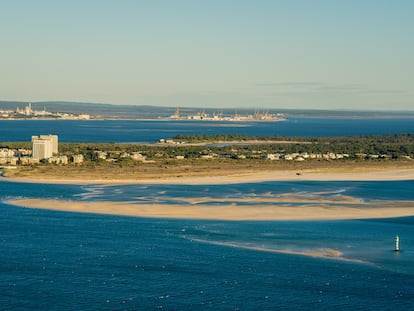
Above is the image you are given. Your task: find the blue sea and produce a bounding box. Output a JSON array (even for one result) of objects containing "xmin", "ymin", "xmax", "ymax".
[
  {"xmin": 1, "ymin": 118, "xmax": 414, "ymax": 310},
  {"xmin": 1, "ymin": 117, "xmax": 414, "ymax": 142}
]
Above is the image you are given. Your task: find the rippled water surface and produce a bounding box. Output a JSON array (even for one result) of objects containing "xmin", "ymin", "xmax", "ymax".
[
  {"xmin": 1, "ymin": 180, "xmax": 414, "ymax": 310},
  {"xmin": 1, "ymin": 117, "xmax": 414, "ymax": 142},
  {"xmin": 1, "ymin": 118, "xmax": 414, "ymax": 309}
]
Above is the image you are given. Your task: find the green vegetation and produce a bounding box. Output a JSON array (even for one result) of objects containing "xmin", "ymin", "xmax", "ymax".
[
  {"xmin": 170, "ymin": 134, "xmax": 414, "ymax": 159},
  {"xmin": 2, "ymin": 133, "xmax": 413, "ymax": 181},
  {"xmin": 2, "ymin": 134, "xmax": 414, "ymax": 165},
  {"xmin": 172, "ymin": 133, "xmax": 276, "ymax": 142}
]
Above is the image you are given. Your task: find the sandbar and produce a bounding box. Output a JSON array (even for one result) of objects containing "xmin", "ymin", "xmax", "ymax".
[
  {"xmin": 190, "ymin": 239, "xmax": 358, "ymax": 261},
  {"xmin": 8, "ymin": 199, "xmax": 414, "ymax": 221}
]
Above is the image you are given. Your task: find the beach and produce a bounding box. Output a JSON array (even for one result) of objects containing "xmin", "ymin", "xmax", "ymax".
[
  {"xmin": 3, "ymin": 166, "xmax": 414, "ymax": 185},
  {"xmin": 4, "ymin": 165, "xmax": 414, "ymax": 221}
]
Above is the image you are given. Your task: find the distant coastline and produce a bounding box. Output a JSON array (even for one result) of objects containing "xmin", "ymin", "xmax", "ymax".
[
  {"xmin": 2, "ymin": 100, "xmax": 414, "ymax": 120},
  {"xmin": 0, "ymin": 102, "xmax": 287, "ymax": 122}
]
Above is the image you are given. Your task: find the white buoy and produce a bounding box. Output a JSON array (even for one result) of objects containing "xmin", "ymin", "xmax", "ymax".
[{"xmin": 395, "ymin": 235, "xmax": 400, "ymax": 252}]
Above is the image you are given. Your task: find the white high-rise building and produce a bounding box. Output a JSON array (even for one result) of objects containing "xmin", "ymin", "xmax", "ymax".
[
  {"xmin": 32, "ymin": 134, "xmax": 58, "ymax": 159},
  {"xmin": 40, "ymin": 134, "xmax": 58, "ymax": 154}
]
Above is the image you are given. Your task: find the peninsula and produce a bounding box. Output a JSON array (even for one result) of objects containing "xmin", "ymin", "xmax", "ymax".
[
  {"xmin": 3, "ymin": 134, "xmax": 414, "ymax": 223},
  {"xmin": 1, "ymin": 133, "xmax": 414, "ymax": 184}
]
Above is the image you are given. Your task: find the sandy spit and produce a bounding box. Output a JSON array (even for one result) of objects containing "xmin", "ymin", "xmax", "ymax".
[{"xmin": 8, "ymin": 199, "xmax": 414, "ymax": 221}]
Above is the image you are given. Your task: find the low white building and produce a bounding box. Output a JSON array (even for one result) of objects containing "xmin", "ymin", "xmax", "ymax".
[
  {"xmin": 284, "ymin": 154, "xmax": 294, "ymax": 161},
  {"xmin": 131, "ymin": 153, "xmax": 146, "ymax": 161},
  {"xmin": 19, "ymin": 157, "xmax": 40, "ymax": 165},
  {"xmin": 95, "ymin": 151, "xmax": 107, "ymax": 160},
  {"xmin": 266, "ymin": 153, "xmax": 280, "ymax": 160},
  {"xmin": 47, "ymin": 156, "xmax": 68, "ymax": 165},
  {"xmin": 0, "ymin": 157, "xmax": 19, "ymax": 165},
  {"xmin": 73, "ymin": 154, "xmax": 84, "ymax": 164},
  {"xmin": 0, "ymin": 148, "xmax": 14, "ymax": 157}
]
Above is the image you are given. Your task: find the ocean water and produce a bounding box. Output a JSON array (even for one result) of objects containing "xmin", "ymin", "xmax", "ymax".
[
  {"xmin": 1, "ymin": 118, "xmax": 414, "ymax": 309},
  {"xmin": 1, "ymin": 180, "xmax": 414, "ymax": 310},
  {"xmin": 1, "ymin": 117, "xmax": 414, "ymax": 142}
]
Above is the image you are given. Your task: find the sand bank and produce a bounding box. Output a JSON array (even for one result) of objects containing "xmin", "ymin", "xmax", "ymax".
[
  {"xmin": 3, "ymin": 167, "xmax": 414, "ymax": 185},
  {"xmin": 135, "ymin": 194, "xmax": 364, "ymax": 205},
  {"xmin": 190, "ymin": 238, "xmax": 356, "ymax": 261},
  {"xmin": 8, "ymin": 199, "xmax": 414, "ymax": 221}
]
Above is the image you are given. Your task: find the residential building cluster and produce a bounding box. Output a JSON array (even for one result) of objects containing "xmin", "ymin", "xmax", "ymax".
[
  {"xmin": 0, "ymin": 134, "xmax": 151, "ymax": 167},
  {"xmin": 0, "ymin": 133, "xmax": 410, "ymax": 168},
  {"xmin": 196, "ymin": 151, "xmax": 399, "ymax": 161},
  {"xmin": 0, "ymin": 148, "xmax": 32, "ymax": 165},
  {"xmin": 0, "ymin": 134, "xmax": 83, "ymax": 167},
  {"xmin": 175, "ymin": 151, "xmax": 352, "ymax": 161},
  {"xmin": 266, "ymin": 152, "xmax": 350, "ymax": 161},
  {"xmin": 93, "ymin": 151, "xmax": 150, "ymax": 162}
]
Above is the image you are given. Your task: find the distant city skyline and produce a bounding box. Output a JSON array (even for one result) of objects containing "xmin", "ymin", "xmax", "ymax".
[{"xmin": 1, "ymin": 0, "xmax": 413, "ymax": 110}]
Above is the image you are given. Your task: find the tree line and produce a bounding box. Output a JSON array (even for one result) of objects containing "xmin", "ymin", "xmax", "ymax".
[{"xmin": 2, "ymin": 133, "xmax": 413, "ymax": 162}]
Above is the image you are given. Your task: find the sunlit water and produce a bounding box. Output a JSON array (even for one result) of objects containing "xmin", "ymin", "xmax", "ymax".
[
  {"xmin": 1, "ymin": 180, "xmax": 414, "ymax": 309},
  {"xmin": 1, "ymin": 117, "xmax": 414, "ymax": 142},
  {"xmin": 1, "ymin": 118, "xmax": 413, "ymax": 309}
]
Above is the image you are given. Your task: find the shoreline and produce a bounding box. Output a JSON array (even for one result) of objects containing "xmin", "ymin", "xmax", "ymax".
[{"xmin": 2, "ymin": 167, "xmax": 414, "ymax": 185}]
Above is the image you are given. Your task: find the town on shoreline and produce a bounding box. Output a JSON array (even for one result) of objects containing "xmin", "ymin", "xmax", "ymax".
[
  {"xmin": 0, "ymin": 101, "xmax": 287, "ymax": 122},
  {"xmin": 1, "ymin": 133, "xmax": 413, "ymax": 182},
  {"xmin": 0, "ymin": 102, "xmax": 91, "ymax": 120}
]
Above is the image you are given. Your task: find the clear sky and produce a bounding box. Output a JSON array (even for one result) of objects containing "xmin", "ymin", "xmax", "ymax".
[{"xmin": 1, "ymin": 0, "xmax": 413, "ymax": 110}]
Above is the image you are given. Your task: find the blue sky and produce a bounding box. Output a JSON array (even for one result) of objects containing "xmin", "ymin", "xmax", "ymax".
[{"xmin": 1, "ymin": 0, "xmax": 413, "ymax": 110}]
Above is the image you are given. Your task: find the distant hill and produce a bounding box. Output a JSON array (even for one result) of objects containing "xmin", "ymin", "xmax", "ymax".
[{"xmin": 1, "ymin": 100, "xmax": 413, "ymax": 119}]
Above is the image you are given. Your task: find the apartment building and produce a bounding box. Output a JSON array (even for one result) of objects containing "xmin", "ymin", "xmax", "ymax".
[{"xmin": 32, "ymin": 134, "xmax": 58, "ymax": 159}]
